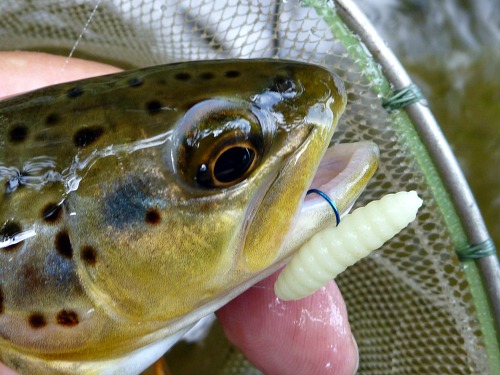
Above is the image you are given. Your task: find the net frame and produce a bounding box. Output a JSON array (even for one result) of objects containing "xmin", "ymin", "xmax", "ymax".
[{"xmin": 333, "ymin": 0, "xmax": 500, "ymax": 369}]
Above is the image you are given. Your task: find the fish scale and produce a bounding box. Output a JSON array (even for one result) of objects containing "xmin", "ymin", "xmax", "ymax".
[{"xmin": 0, "ymin": 59, "xmax": 355, "ymax": 373}]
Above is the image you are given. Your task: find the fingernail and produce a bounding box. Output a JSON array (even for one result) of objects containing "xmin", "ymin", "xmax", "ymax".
[{"xmin": 350, "ymin": 333, "xmax": 359, "ymax": 375}]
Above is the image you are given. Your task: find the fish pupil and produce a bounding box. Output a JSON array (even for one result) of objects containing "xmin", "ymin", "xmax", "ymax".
[{"xmin": 213, "ymin": 147, "xmax": 254, "ymax": 183}]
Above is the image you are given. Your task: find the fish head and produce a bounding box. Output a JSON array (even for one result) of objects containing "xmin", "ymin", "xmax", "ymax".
[
  {"xmin": 67, "ymin": 60, "xmax": 347, "ymax": 321},
  {"xmin": 0, "ymin": 59, "xmax": 378, "ymax": 373}
]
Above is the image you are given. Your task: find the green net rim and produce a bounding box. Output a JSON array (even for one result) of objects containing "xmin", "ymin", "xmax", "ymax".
[{"xmin": 304, "ymin": 0, "xmax": 500, "ymax": 372}]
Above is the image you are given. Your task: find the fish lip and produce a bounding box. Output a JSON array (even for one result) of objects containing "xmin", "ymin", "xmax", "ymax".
[
  {"xmin": 275, "ymin": 141, "xmax": 379, "ymax": 266},
  {"xmin": 300, "ymin": 141, "xmax": 380, "ymax": 219}
]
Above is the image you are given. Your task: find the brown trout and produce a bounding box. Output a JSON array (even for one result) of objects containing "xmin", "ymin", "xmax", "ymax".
[{"xmin": 0, "ymin": 59, "xmax": 378, "ymax": 374}]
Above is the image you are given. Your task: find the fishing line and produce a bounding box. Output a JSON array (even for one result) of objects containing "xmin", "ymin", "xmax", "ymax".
[{"xmin": 59, "ymin": 0, "xmax": 102, "ymax": 81}]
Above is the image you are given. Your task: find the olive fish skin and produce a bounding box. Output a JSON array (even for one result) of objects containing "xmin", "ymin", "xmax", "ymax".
[{"xmin": 0, "ymin": 59, "xmax": 346, "ymax": 374}]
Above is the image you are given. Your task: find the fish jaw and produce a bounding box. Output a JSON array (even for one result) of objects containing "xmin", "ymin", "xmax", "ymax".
[{"xmin": 281, "ymin": 141, "xmax": 380, "ymax": 257}]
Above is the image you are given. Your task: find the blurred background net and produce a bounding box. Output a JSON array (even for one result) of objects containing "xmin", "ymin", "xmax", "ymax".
[{"xmin": 0, "ymin": 0, "xmax": 498, "ymax": 374}]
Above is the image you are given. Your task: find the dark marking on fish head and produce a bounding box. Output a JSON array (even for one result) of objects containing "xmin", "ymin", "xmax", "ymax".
[
  {"xmin": 225, "ymin": 70, "xmax": 241, "ymax": 78},
  {"xmin": 55, "ymin": 230, "xmax": 73, "ymax": 259},
  {"xmin": 145, "ymin": 208, "xmax": 161, "ymax": 225},
  {"xmin": 28, "ymin": 313, "xmax": 47, "ymax": 329},
  {"xmin": 0, "ymin": 221, "xmax": 23, "ymax": 251},
  {"xmin": 45, "ymin": 113, "xmax": 60, "ymax": 126},
  {"xmin": 200, "ymin": 72, "xmax": 215, "ymax": 80},
  {"xmin": 81, "ymin": 245, "xmax": 97, "ymax": 266},
  {"xmin": 146, "ymin": 100, "xmax": 163, "ymax": 115},
  {"xmin": 103, "ymin": 178, "xmax": 151, "ymax": 229},
  {"xmin": 41, "ymin": 202, "xmax": 62, "ymax": 223},
  {"xmin": 66, "ymin": 87, "xmax": 84, "ymax": 98},
  {"xmin": 174, "ymin": 72, "xmax": 191, "ymax": 81},
  {"xmin": 127, "ymin": 77, "xmax": 144, "ymax": 87},
  {"xmin": 10, "ymin": 236, "xmax": 79, "ymax": 309},
  {"xmin": 73, "ymin": 126, "xmax": 104, "ymax": 148},
  {"xmin": 8, "ymin": 124, "xmax": 28, "ymax": 143},
  {"xmin": 56, "ymin": 310, "xmax": 79, "ymax": 327}
]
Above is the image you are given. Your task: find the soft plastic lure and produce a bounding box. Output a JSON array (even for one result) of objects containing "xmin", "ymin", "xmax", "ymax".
[{"xmin": 275, "ymin": 191, "xmax": 423, "ymax": 301}]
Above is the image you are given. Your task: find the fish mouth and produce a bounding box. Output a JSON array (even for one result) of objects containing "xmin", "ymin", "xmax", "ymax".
[
  {"xmin": 279, "ymin": 141, "xmax": 379, "ymax": 256},
  {"xmin": 303, "ymin": 141, "xmax": 380, "ymax": 218}
]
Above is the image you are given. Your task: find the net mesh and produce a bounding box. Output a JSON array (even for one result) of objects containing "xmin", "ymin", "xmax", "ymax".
[{"xmin": 0, "ymin": 0, "xmax": 492, "ymax": 374}]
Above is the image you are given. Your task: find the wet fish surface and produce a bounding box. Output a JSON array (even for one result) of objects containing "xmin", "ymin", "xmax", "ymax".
[{"xmin": 0, "ymin": 59, "xmax": 348, "ymax": 373}]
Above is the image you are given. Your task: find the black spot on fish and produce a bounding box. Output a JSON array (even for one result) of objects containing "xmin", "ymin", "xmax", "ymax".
[
  {"xmin": 200, "ymin": 72, "xmax": 215, "ymax": 80},
  {"xmin": 8, "ymin": 124, "xmax": 28, "ymax": 143},
  {"xmin": 175, "ymin": 72, "xmax": 191, "ymax": 81},
  {"xmin": 55, "ymin": 231, "xmax": 73, "ymax": 259},
  {"xmin": 45, "ymin": 113, "xmax": 60, "ymax": 126},
  {"xmin": 81, "ymin": 245, "xmax": 97, "ymax": 266},
  {"xmin": 67, "ymin": 87, "xmax": 84, "ymax": 98},
  {"xmin": 146, "ymin": 100, "xmax": 163, "ymax": 115},
  {"xmin": 128, "ymin": 77, "xmax": 144, "ymax": 87},
  {"xmin": 225, "ymin": 70, "xmax": 241, "ymax": 78},
  {"xmin": 73, "ymin": 126, "xmax": 104, "ymax": 148},
  {"xmin": 42, "ymin": 202, "xmax": 62, "ymax": 223},
  {"xmin": 57, "ymin": 310, "xmax": 79, "ymax": 327},
  {"xmin": 0, "ymin": 286, "xmax": 4, "ymax": 314},
  {"xmin": 145, "ymin": 209, "xmax": 161, "ymax": 225},
  {"xmin": 28, "ymin": 313, "xmax": 47, "ymax": 329},
  {"xmin": 0, "ymin": 221, "xmax": 22, "ymax": 251}
]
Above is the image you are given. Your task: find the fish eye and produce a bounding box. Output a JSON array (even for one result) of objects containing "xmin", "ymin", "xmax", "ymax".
[
  {"xmin": 174, "ymin": 99, "xmax": 266, "ymax": 189},
  {"xmin": 214, "ymin": 146, "xmax": 255, "ymax": 183},
  {"xmin": 195, "ymin": 141, "xmax": 258, "ymax": 187}
]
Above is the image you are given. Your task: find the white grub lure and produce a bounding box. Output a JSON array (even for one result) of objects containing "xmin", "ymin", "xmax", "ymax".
[{"xmin": 275, "ymin": 191, "xmax": 423, "ymax": 301}]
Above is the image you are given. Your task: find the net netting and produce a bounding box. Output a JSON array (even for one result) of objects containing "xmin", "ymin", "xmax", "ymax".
[{"xmin": 0, "ymin": 1, "xmax": 496, "ymax": 374}]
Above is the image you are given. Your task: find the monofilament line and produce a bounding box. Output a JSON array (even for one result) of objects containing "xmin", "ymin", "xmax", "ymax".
[{"xmin": 59, "ymin": 0, "xmax": 102, "ymax": 81}]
